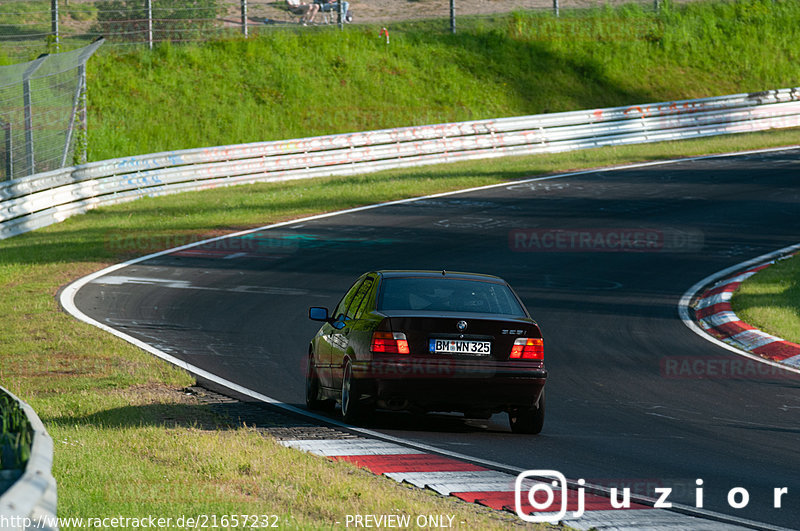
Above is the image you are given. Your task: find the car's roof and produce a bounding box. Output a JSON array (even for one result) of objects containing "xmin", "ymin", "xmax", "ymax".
[{"xmin": 373, "ymin": 270, "xmax": 507, "ymax": 283}]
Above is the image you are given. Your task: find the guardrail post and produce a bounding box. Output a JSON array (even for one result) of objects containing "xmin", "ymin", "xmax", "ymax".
[
  {"xmin": 654, "ymin": 0, "xmax": 660, "ymax": 10},
  {"xmin": 146, "ymin": 0, "xmax": 153, "ymax": 50},
  {"xmin": 241, "ymin": 0, "xmax": 248, "ymax": 37},
  {"xmin": 553, "ymin": 0, "xmax": 559, "ymax": 17},
  {"xmin": 51, "ymin": 0, "xmax": 60, "ymax": 47},
  {"xmin": 450, "ymin": 0, "xmax": 456, "ymax": 34}
]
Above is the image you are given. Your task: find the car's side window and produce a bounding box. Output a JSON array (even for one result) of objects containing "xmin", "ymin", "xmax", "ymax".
[
  {"xmin": 334, "ymin": 278, "xmax": 366, "ymax": 321},
  {"xmin": 345, "ymin": 278, "xmax": 374, "ymax": 321},
  {"xmin": 350, "ymin": 278, "xmax": 376, "ymax": 320}
]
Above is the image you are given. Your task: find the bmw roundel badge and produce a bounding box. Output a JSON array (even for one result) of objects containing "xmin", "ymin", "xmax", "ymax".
[{"xmin": 456, "ymin": 320, "xmax": 468, "ymax": 332}]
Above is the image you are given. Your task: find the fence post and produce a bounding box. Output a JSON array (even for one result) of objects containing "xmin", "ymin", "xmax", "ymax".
[
  {"xmin": 450, "ymin": 0, "xmax": 456, "ymax": 34},
  {"xmin": 241, "ymin": 0, "xmax": 248, "ymax": 37},
  {"xmin": 553, "ymin": 0, "xmax": 559, "ymax": 17},
  {"xmin": 76, "ymin": 39, "xmax": 103, "ymax": 165},
  {"xmin": 79, "ymin": 62, "xmax": 88, "ymax": 164},
  {"xmin": 22, "ymin": 55, "xmax": 48, "ymax": 177},
  {"xmin": 62, "ymin": 64, "xmax": 85, "ymax": 168},
  {"xmin": 51, "ymin": 0, "xmax": 60, "ymax": 47},
  {"xmin": 146, "ymin": 0, "xmax": 153, "ymax": 50},
  {"xmin": 1, "ymin": 119, "xmax": 11, "ymax": 181}
]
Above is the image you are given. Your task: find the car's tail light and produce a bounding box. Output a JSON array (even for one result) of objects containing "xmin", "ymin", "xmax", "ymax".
[
  {"xmin": 509, "ymin": 338, "xmax": 543, "ymax": 360},
  {"xmin": 371, "ymin": 331, "xmax": 410, "ymax": 354}
]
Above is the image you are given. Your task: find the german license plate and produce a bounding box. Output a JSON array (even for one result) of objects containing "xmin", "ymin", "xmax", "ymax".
[{"xmin": 429, "ymin": 339, "xmax": 491, "ymax": 355}]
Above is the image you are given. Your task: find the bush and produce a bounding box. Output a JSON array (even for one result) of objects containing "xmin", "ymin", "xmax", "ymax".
[{"xmin": 0, "ymin": 393, "xmax": 32, "ymax": 470}]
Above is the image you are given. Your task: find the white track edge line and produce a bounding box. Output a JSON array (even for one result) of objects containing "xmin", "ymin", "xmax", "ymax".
[{"xmin": 59, "ymin": 146, "xmax": 800, "ymax": 531}]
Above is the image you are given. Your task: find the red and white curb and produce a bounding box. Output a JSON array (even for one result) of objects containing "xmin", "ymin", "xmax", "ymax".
[
  {"xmin": 279, "ymin": 437, "xmax": 755, "ymax": 529},
  {"xmin": 692, "ymin": 254, "xmax": 800, "ymax": 369}
]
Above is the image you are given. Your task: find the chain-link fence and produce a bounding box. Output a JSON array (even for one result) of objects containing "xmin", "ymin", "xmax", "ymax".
[
  {"xmin": 0, "ymin": 0, "xmax": 699, "ymax": 60},
  {"xmin": 0, "ymin": 38, "xmax": 102, "ymax": 181}
]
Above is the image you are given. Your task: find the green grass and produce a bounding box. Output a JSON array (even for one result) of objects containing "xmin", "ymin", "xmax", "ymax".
[
  {"xmin": 0, "ymin": 129, "xmax": 794, "ymax": 524},
  {"xmin": 45, "ymin": 388, "xmax": 528, "ymax": 529},
  {"xmin": 732, "ymin": 253, "xmax": 800, "ymax": 345},
  {"xmin": 0, "ymin": 1, "xmax": 96, "ymax": 28},
  {"xmin": 81, "ymin": 0, "xmax": 800, "ymax": 161},
  {"xmin": 0, "ymin": 1, "xmax": 51, "ymax": 26},
  {"xmin": 2, "ymin": 0, "xmax": 800, "ymax": 524}
]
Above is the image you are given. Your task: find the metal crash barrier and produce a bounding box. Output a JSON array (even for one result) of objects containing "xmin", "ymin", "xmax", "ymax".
[
  {"xmin": 0, "ymin": 386, "xmax": 57, "ymax": 530},
  {"xmin": 1, "ymin": 88, "xmax": 799, "ymax": 241}
]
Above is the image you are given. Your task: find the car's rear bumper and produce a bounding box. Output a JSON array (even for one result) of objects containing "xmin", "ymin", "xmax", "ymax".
[{"xmin": 351, "ymin": 358, "xmax": 546, "ymax": 411}]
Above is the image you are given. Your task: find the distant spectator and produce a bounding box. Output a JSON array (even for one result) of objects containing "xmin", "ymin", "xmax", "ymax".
[
  {"xmin": 316, "ymin": 0, "xmax": 351, "ymax": 23},
  {"xmin": 287, "ymin": 0, "xmax": 319, "ymax": 25}
]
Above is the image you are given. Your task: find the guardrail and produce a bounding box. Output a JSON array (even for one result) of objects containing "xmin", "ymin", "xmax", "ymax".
[
  {"xmin": 0, "ymin": 386, "xmax": 57, "ymax": 531},
  {"xmin": 1, "ymin": 87, "xmax": 799, "ymax": 240}
]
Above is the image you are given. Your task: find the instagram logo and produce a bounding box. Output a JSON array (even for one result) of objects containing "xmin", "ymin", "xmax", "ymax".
[{"xmin": 515, "ymin": 470, "xmax": 569, "ymax": 523}]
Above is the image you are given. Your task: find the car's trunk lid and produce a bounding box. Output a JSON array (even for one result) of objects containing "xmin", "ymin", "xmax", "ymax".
[{"xmin": 380, "ymin": 312, "xmax": 541, "ymax": 362}]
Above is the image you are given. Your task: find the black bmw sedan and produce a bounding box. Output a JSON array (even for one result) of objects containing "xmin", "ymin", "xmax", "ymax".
[{"xmin": 307, "ymin": 270, "xmax": 547, "ymax": 433}]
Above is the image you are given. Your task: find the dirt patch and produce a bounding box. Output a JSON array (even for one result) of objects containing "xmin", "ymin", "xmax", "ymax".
[{"xmin": 238, "ymin": 0, "xmax": 684, "ymax": 28}]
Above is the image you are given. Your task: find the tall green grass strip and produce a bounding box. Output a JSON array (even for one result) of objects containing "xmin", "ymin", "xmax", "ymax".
[{"xmin": 80, "ymin": 0, "xmax": 800, "ymax": 162}]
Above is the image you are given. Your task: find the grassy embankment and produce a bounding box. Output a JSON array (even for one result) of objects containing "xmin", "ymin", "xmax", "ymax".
[
  {"xmin": 732, "ymin": 254, "xmax": 800, "ymax": 345},
  {"xmin": 86, "ymin": 0, "xmax": 800, "ymax": 160},
  {"xmin": 1, "ymin": 0, "xmax": 800, "ymax": 526}
]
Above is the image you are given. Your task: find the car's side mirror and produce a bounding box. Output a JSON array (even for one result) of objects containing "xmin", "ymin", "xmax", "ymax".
[{"xmin": 309, "ymin": 307, "xmax": 329, "ymax": 321}]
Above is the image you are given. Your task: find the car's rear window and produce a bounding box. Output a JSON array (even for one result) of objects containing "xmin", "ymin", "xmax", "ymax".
[{"xmin": 378, "ymin": 277, "xmax": 526, "ymax": 316}]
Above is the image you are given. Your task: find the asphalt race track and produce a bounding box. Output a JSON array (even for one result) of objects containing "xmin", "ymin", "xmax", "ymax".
[{"xmin": 73, "ymin": 148, "xmax": 800, "ymax": 527}]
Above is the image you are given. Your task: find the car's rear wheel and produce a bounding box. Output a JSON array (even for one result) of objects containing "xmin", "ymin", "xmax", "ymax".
[
  {"xmin": 508, "ymin": 389, "xmax": 545, "ymax": 434},
  {"xmin": 341, "ymin": 361, "xmax": 371, "ymax": 424},
  {"xmin": 306, "ymin": 351, "xmax": 333, "ymax": 411}
]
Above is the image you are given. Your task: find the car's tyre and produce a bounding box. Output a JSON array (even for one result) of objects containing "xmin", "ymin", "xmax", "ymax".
[
  {"xmin": 508, "ymin": 389, "xmax": 545, "ymax": 434},
  {"xmin": 341, "ymin": 361, "xmax": 371, "ymax": 424},
  {"xmin": 306, "ymin": 351, "xmax": 333, "ymax": 411}
]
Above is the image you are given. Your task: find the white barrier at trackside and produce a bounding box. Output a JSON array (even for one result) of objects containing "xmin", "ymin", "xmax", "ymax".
[
  {"xmin": 1, "ymin": 87, "xmax": 799, "ymax": 240},
  {"xmin": 0, "ymin": 386, "xmax": 57, "ymax": 531}
]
